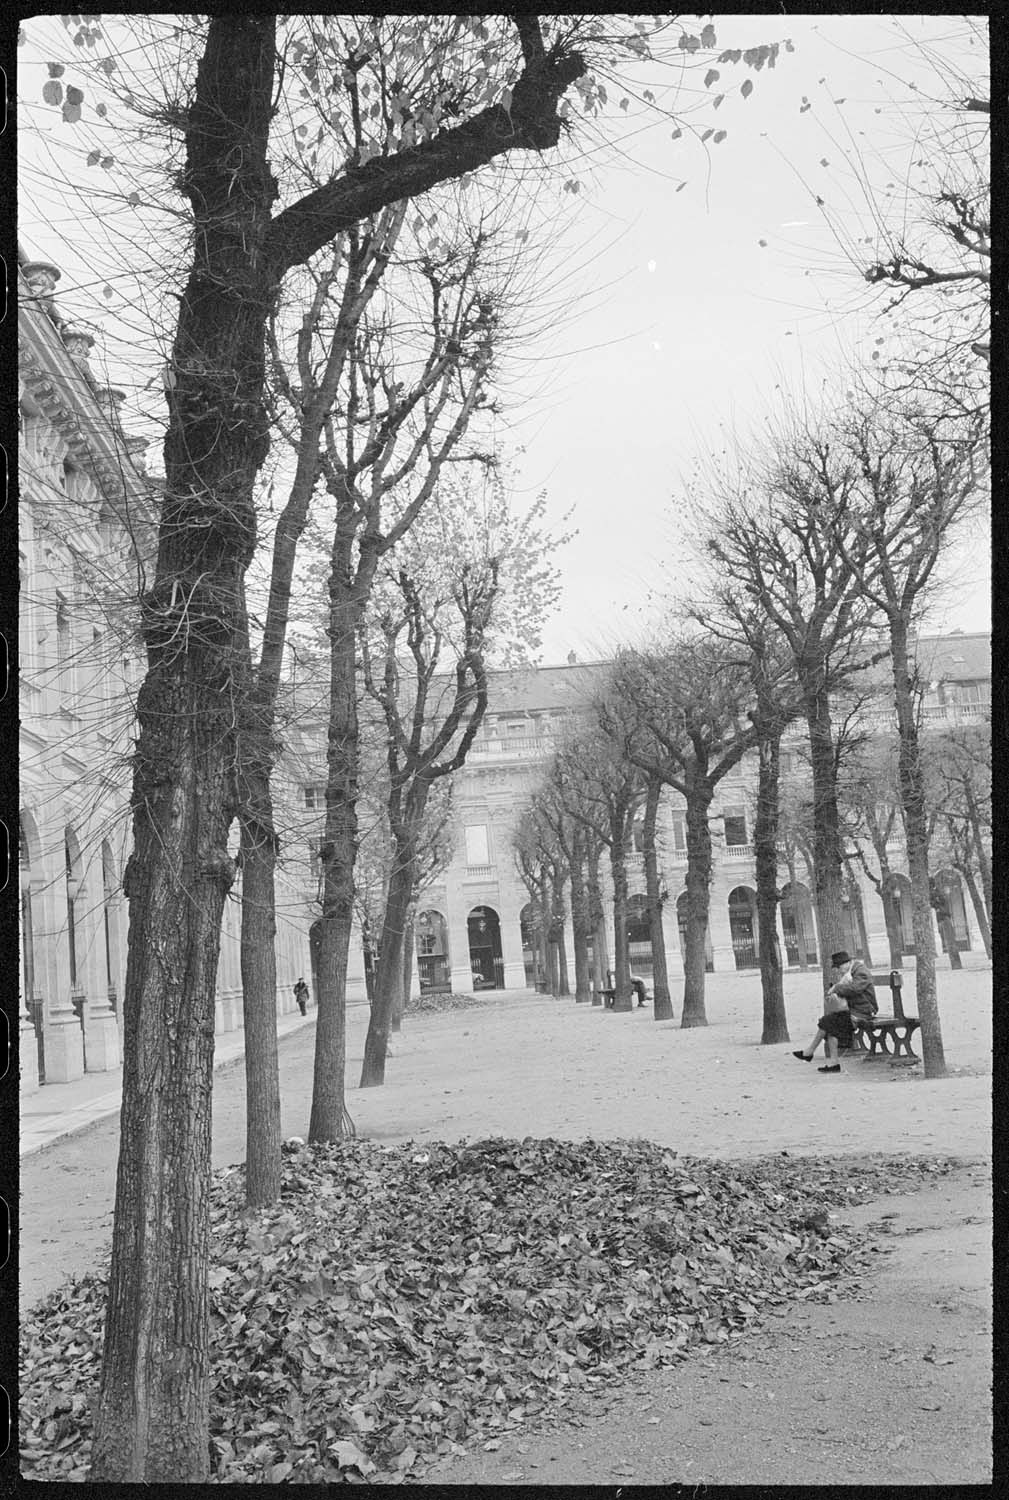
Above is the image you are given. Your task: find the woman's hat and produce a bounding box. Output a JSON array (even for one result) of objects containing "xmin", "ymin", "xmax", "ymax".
[{"xmin": 831, "ymin": 950, "xmax": 851, "ymax": 966}]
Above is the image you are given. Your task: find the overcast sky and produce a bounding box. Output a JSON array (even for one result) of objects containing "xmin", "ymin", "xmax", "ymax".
[{"xmin": 19, "ymin": 14, "xmax": 989, "ymax": 664}]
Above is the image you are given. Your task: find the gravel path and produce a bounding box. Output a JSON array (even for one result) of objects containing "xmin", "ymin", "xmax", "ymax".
[{"xmin": 20, "ymin": 967, "xmax": 992, "ymax": 1483}]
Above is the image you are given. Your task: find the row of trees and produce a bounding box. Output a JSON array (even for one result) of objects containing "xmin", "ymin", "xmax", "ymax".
[
  {"xmin": 514, "ymin": 387, "xmax": 987, "ymax": 1065},
  {"xmin": 24, "ymin": 11, "xmax": 986, "ymax": 1482},
  {"xmin": 27, "ymin": 11, "xmax": 799, "ymax": 1480}
]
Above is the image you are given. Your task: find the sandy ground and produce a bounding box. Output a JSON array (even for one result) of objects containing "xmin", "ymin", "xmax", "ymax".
[{"xmin": 20, "ymin": 965, "xmax": 992, "ymax": 1484}]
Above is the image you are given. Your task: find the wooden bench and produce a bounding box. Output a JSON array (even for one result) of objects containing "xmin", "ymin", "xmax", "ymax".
[
  {"xmin": 850, "ymin": 970, "xmax": 921, "ymax": 1060},
  {"xmin": 601, "ymin": 975, "xmax": 647, "ymax": 1008}
]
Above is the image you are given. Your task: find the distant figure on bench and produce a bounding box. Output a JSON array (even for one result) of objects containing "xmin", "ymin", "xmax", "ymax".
[
  {"xmin": 603, "ymin": 971, "xmax": 648, "ymax": 1007},
  {"xmin": 792, "ymin": 950, "xmax": 877, "ymax": 1073}
]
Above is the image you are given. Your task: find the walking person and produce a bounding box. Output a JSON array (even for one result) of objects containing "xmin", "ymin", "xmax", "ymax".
[
  {"xmin": 293, "ymin": 976, "xmax": 310, "ymax": 1016},
  {"xmin": 792, "ymin": 950, "xmax": 877, "ymax": 1073}
]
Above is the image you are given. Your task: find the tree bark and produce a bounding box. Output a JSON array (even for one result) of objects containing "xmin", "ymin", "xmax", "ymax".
[
  {"xmin": 395, "ymin": 908, "xmax": 416, "ymax": 1029},
  {"xmin": 753, "ymin": 729, "xmax": 788, "ymax": 1044},
  {"xmin": 361, "ymin": 829, "xmax": 416, "ymax": 1087},
  {"xmin": 551, "ymin": 868, "xmax": 570, "ymax": 996},
  {"xmin": 609, "ymin": 837, "xmax": 633, "ymax": 1012},
  {"xmin": 569, "ymin": 837, "xmax": 593, "ymax": 1003},
  {"xmin": 843, "ymin": 862, "xmax": 872, "ymax": 965},
  {"xmin": 91, "ymin": 18, "xmax": 277, "ymax": 1481},
  {"xmin": 881, "ymin": 876, "xmax": 905, "ymax": 966},
  {"xmin": 964, "ymin": 779, "xmax": 992, "ymax": 924},
  {"xmin": 238, "ymin": 774, "xmax": 282, "ymax": 1206},
  {"xmin": 890, "ymin": 617, "xmax": 946, "ymax": 1077},
  {"xmin": 309, "ymin": 553, "xmax": 363, "ymax": 1137},
  {"xmin": 957, "ymin": 857, "xmax": 991, "ymax": 958},
  {"xmin": 805, "ymin": 681, "xmax": 848, "ymax": 990},
  {"xmin": 641, "ymin": 777, "xmax": 673, "ymax": 1021},
  {"xmin": 681, "ymin": 778, "xmax": 713, "ymax": 1028},
  {"xmin": 588, "ymin": 849, "xmax": 606, "ymax": 1005}
]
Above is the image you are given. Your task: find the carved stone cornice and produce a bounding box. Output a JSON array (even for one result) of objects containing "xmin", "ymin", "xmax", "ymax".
[{"xmin": 18, "ymin": 272, "xmax": 149, "ymax": 511}]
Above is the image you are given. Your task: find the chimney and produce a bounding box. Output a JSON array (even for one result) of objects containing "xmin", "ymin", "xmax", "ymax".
[{"xmin": 567, "ymin": 650, "xmax": 577, "ymax": 665}]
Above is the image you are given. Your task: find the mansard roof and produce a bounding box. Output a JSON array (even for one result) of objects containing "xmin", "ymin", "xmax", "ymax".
[{"xmin": 912, "ymin": 632, "xmax": 990, "ymax": 684}]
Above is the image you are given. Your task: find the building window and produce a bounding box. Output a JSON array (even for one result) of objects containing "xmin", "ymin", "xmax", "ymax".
[
  {"xmin": 722, "ymin": 807, "xmax": 748, "ymax": 846},
  {"xmin": 303, "ymin": 784, "xmax": 326, "ymax": 810},
  {"xmin": 779, "ymin": 751, "xmax": 794, "ymax": 774},
  {"xmin": 671, "ymin": 813, "xmax": 686, "ymax": 852},
  {"xmin": 465, "ymin": 824, "xmax": 490, "ymax": 866}
]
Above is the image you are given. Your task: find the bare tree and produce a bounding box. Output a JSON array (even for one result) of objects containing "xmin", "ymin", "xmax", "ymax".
[
  {"xmin": 925, "ymin": 715, "xmax": 991, "ymax": 956},
  {"xmin": 552, "ymin": 726, "xmax": 642, "ymax": 1012},
  {"xmin": 821, "ymin": 394, "xmax": 987, "ymax": 1076},
  {"xmin": 359, "ymin": 561, "xmax": 496, "ymax": 1086},
  {"xmin": 706, "ymin": 434, "xmax": 886, "ymax": 993},
  {"xmin": 83, "ymin": 15, "xmax": 610, "ymax": 1478},
  {"xmin": 605, "ymin": 638, "xmax": 758, "ymax": 1027}
]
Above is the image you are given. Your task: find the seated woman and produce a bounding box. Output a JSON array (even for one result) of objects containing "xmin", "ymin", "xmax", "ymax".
[{"xmin": 793, "ymin": 950, "xmax": 878, "ymax": 1073}]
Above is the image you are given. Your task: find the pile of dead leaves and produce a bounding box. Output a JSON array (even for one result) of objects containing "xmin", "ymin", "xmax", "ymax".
[
  {"xmin": 19, "ymin": 1140, "xmax": 957, "ymax": 1484},
  {"xmin": 404, "ymin": 990, "xmax": 487, "ymax": 1016}
]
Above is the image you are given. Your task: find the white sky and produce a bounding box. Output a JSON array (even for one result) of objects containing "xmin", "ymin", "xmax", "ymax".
[{"xmin": 18, "ymin": 13, "xmax": 990, "ymax": 664}]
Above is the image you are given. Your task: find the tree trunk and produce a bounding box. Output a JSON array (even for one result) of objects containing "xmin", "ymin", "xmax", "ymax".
[
  {"xmin": 362, "ymin": 923, "xmax": 377, "ymax": 1004},
  {"xmin": 681, "ymin": 780, "xmax": 713, "ymax": 1028},
  {"xmin": 958, "ymin": 858, "xmax": 991, "ymax": 959},
  {"xmin": 843, "ymin": 863, "xmax": 872, "ymax": 966},
  {"xmin": 552, "ymin": 869, "xmax": 570, "ymax": 996},
  {"xmin": 805, "ymin": 683, "xmax": 848, "ymax": 990},
  {"xmin": 641, "ymin": 778, "xmax": 673, "ymax": 1021},
  {"xmin": 91, "ymin": 18, "xmax": 277, "ymax": 1481},
  {"xmin": 238, "ymin": 779, "xmax": 282, "ymax": 1206},
  {"xmin": 361, "ymin": 843, "xmax": 414, "ymax": 1087},
  {"xmin": 890, "ymin": 618, "xmax": 945, "ymax": 1077},
  {"xmin": 753, "ymin": 729, "xmax": 788, "ymax": 1044},
  {"xmin": 547, "ymin": 936, "xmax": 560, "ymax": 996},
  {"xmin": 588, "ymin": 849, "xmax": 606, "ymax": 1005},
  {"xmin": 879, "ymin": 878, "xmax": 904, "ymax": 969},
  {"xmin": 934, "ymin": 904, "xmax": 963, "ymax": 969},
  {"xmin": 395, "ymin": 909, "xmax": 416, "ymax": 1029},
  {"xmin": 556, "ymin": 924, "xmax": 570, "ymax": 995},
  {"xmin": 569, "ymin": 841, "xmax": 593, "ymax": 1003},
  {"xmin": 965, "ymin": 781, "xmax": 992, "ymax": 925},
  {"xmin": 537, "ymin": 904, "xmax": 551, "ymax": 994},
  {"xmin": 309, "ymin": 558, "xmax": 363, "ymax": 1136},
  {"xmin": 609, "ymin": 840, "xmax": 633, "ymax": 1011}
]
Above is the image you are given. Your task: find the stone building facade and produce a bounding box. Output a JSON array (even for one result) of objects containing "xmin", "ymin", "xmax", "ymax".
[
  {"xmin": 17, "ymin": 252, "xmax": 314, "ymax": 1094},
  {"xmin": 403, "ymin": 644, "xmax": 990, "ymax": 997}
]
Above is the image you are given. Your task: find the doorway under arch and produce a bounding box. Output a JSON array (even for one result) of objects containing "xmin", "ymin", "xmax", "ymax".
[
  {"xmin": 416, "ymin": 908, "xmax": 450, "ymax": 993},
  {"xmin": 467, "ymin": 905, "xmax": 503, "ymax": 990},
  {"xmin": 626, "ymin": 893, "xmax": 654, "ymax": 984},
  {"xmin": 728, "ymin": 885, "xmax": 759, "ymax": 970},
  {"xmin": 676, "ymin": 890, "xmax": 713, "ymax": 973}
]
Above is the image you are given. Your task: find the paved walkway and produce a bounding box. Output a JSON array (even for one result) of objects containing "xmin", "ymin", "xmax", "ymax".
[{"xmin": 18, "ymin": 1006, "xmax": 322, "ymax": 1158}]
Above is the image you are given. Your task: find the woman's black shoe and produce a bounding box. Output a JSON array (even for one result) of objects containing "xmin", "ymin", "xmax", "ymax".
[
  {"xmin": 818, "ymin": 1064, "xmax": 841, "ymax": 1073},
  {"xmin": 792, "ymin": 1050, "xmax": 811, "ymax": 1061}
]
